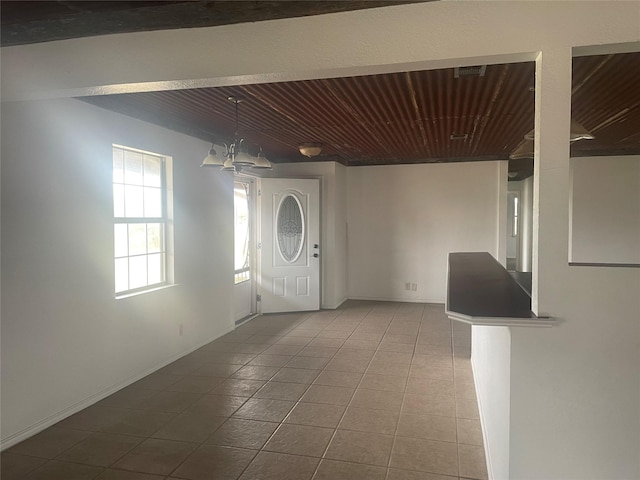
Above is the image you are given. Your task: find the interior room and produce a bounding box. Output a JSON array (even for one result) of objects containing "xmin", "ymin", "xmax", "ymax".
[{"xmin": 1, "ymin": 2, "xmax": 639, "ymax": 480}]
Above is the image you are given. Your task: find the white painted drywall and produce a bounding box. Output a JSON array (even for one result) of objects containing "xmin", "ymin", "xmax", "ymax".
[
  {"xmin": 1, "ymin": 99, "xmax": 234, "ymax": 446},
  {"xmin": 233, "ymin": 281, "xmax": 252, "ymax": 321},
  {"xmin": 333, "ymin": 163, "xmax": 348, "ymax": 307},
  {"xmin": 515, "ymin": 44, "xmax": 640, "ymax": 479},
  {"xmin": 510, "ymin": 265, "xmax": 640, "ymax": 479},
  {"xmin": 3, "ymin": 2, "xmax": 638, "ymax": 103},
  {"xmin": 2, "ymin": 2, "xmax": 640, "ymax": 478},
  {"xmin": 472, "ymin": 326, "xmax": 511, "ymax": 480},
  {"xmin": 569, "ymin": 156, "xmax": 640, "ymax": 265},
  {"xmin": 346, "ymin": 161, "xmax": 503, "ymax": 303}
]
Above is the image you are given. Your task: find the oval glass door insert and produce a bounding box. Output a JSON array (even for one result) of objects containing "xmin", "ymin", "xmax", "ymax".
[{"xmin": 277, "ymin": 194, "xmax": 305, "ymax": 263}]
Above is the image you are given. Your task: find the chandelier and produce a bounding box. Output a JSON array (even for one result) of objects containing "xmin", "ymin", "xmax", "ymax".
[{"xmin": 200, "ymin": 96, "xmax": 272, "ymax": 172}]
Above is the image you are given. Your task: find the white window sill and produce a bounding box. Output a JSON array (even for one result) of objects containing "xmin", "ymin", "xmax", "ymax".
[{"xmin": 115, "ymin": 283, "xmax": 178, "ymax": 300}]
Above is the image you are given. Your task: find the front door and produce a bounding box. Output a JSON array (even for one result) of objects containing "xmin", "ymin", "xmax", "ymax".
[{"xmin": 259, "ymin": 178, "xmax": 320, "ymax": 313}]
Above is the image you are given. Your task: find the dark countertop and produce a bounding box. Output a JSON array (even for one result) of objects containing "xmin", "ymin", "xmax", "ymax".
[
  {"xmin": 447, "ymin": 252, "xmax": 535, "ymax": 319},
  {"xmin": 509, "ymin": 271, "xmax": 532, "ymax": 296}
]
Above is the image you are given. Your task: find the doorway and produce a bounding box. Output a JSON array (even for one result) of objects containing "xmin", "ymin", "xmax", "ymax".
[
  {"xmin": 506, "ymin": 191, "xmax": 520, "ymax": 271},
  {"xmin": 506, "ymin": 177, "xmax": 533, "ymax": 274}
]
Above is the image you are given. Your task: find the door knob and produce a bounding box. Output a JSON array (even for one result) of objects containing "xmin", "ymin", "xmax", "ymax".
[
  {"xmin": 313, "ymin": 253, "xmax": 319, "ymax": 258},
  {"xmin": 314, "ymin": 244, "xmax": 319, "ymax": 249}
]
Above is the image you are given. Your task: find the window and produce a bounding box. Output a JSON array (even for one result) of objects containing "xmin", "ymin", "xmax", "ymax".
[
  {"xmin": 113, "ymin": 145, "xmax": 172, "ymax": 295},
  {"xmin": 234, "ymin": 181, "xmax": 251, "ymax": 284},
  {"xmin": 277, "ymin": 194, "xmax": 304, "ymax": 263}
]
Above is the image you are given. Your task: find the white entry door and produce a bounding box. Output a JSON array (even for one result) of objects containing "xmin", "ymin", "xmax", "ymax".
[{"xmin": 259, "ymin": 178, "xmax": 320, "ymax": 313}]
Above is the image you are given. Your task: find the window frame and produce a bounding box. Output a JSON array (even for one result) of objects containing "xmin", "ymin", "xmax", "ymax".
[
  {"xmin": 234, "ymin": 180, "xmax": 252, "ymax": 285},
  {"xmin": 113, "ymin": 144, "xmax": 174, "ymax": 297}
]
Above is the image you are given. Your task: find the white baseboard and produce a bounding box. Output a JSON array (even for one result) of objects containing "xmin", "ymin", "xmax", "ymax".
[
  {"xmin": 471, "ymin": 355, "xmax": 496, "ymax": 480},
  {"xmin": 0, "ymin": 326, "xmax": 234, "ymax": 450},
  {"xmin": 347, "ymin": 295, "xmax": 444, "ymax": 304},
  {"xmin": 235, "ymin": 313, "xmax": 260, "ymax": 327},
  {"xmin": 321, "ymin": 296, "xmax": 348, "ymax": 310}
]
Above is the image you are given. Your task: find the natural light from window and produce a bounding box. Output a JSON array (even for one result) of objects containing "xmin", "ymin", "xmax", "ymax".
[
  {"xmin": 234, "ymin": 182, "xmax": 250, "ymax": 284},
  {"xmin": 113, "ymin": 145, "xmax": 169, "ymax": 295}
]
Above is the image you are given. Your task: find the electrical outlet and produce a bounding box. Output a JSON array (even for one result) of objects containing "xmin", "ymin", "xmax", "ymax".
[
  {"xmin": 411, "ymin": 283, "xmax": 418, "ymax": 291},
  {"xmin": 179, "ymin": 324, "xmax": 183, "ymax": 336},
  {"xmin": 405, "ymin": 282, "xmax": 411, "ymax": 291}
]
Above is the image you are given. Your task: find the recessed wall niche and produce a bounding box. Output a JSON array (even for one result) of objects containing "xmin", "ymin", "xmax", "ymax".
[{"xmin": 569, "ymin": 50, "xmax": 640, "ymax": 267}]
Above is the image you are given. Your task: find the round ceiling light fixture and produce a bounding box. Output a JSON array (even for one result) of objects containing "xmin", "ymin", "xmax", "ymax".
[{"xmin": 298, "ymin": 143, "xmax": 323, "ymax": 158}]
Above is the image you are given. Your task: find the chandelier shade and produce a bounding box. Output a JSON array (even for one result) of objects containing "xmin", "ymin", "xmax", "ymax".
[
  {"xmin": 252, "ymin": 150, "xmax": 273, "ymax": 169},
  {"xmin": 200, "ymin": 146, "xmax": 225, "ymax": 167},
  {"xmin": 221, "ymin": 157, "xmax": 235, "ymax": 171},
  {"xmin": 232, "ymin": 141, "xmax": 257, "ymax": 166}
]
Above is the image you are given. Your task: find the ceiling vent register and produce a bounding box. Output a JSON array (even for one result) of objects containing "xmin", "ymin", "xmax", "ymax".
[{"xmin": 454, "ymin": 65, "xmax": 487, "ymax": 78}]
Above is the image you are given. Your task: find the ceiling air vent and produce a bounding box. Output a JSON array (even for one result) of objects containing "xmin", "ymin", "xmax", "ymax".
[
  {"xmin": 454, "ymin": 65, "xmax": 487, "ymax": 78},
  {"xmin": 450, "ymin": 133, "xmax": 469, "ymax": 141}
]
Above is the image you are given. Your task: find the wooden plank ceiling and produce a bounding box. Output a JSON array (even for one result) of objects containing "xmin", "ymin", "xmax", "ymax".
[
  {"xmin": 86, "ymin": 62, "xmax": 536, "ymax": 166},
  {"xmin": 572, "ymin": 53, "xmax": 640, "ymax": 158},
  {"xmin": 84, "ymin": 52, "xmax": 640, "ymax": 179},
  {"xmin": 2, "ymin": 1, "xmax": 638, "ymax": 178}
]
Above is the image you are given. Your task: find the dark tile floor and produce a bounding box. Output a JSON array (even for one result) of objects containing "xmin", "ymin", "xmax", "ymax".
[{"xmin": 2, "ymin": 301, "xmax": 487, "ymax": 480}]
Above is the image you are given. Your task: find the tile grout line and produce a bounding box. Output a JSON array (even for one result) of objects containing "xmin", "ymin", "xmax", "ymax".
[
  {"xmin": 207, "ymin": 312, "xmax": 321, "ymax": 479},
  {"xmin": 232, "ymin": 306, "xmax": 373, "ymax": 480},
  {"xmin": 8, "ymin": 304, "xmax": 478, "ymax": 480},
  {"xmin": 308, "ymin": 306, "xmax": 399, "ymax": 475},
  {"xmin": 312, "ymin": 303, "xmax": 410, "ymax": 478},
  {"xmin": 384, "ymin": 302, "xmax": 424, "ymax": 480},
  {"xmin": 163, "ymin": 314, "xmax": 310, "ymax": 479}
]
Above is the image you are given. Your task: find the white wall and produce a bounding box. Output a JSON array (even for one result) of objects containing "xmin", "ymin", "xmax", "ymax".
[
  {"xmin": 2, "ymin": 2, "xmax": 640, "ymax": 478},
  {"xmin": 346, "ymin": 161, "xmax": 504, "ymax": 303},
  {"xmin": 510, "ymin": 266, "xmax": 640, "ymax": 478},
  {"xmin": 334, "ymin": 163, "xmax": 348, "ymax": 307},
  {"xmin": 1, "ymin": 99, "xmax": 234, "ymax": 447},
  {"xmin": 512, "ymin": 47, "xmax": 640, "ymax": 478},
  {"xmin": 233, "ymin": 281, "xmax": 252, "ymax": 321},
  {"xmin": 472, "ymin": 326, "xmax": 511, "ymax": 480},
  {"xmin": 569, "ymin": 155, "xmax": 640, "ymax": 265}
]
